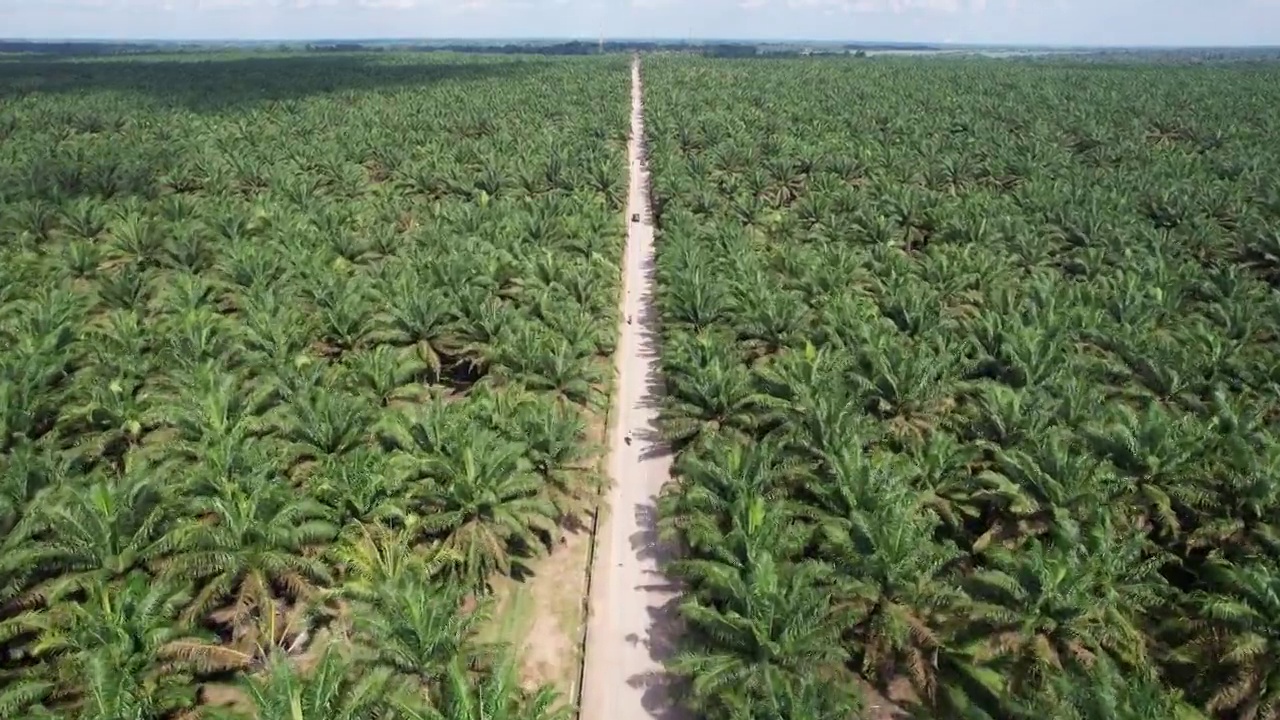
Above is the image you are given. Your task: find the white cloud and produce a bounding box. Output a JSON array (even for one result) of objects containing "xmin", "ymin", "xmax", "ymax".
[
  {"xmin": 784, "ymin": 0, "xmax": 1013, "ymax": 12},
  {"xmin": 354, "ymin": 0, "xmax": 424, "ymax": 8},
  {"xmin": 12, "ymin": 0, "xmax": 507, "ymax": 8},
  {"xmin": 779, "ymin": 0, "xmax": 1031, "ymax": 12}
]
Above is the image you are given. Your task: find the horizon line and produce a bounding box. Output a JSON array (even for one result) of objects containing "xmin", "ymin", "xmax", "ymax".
[{"xmin": 2, "ymin": 36, "xmax": 1279, "ymax": 51}]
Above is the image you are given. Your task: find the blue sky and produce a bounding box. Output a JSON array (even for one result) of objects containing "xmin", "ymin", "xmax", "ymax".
[{"xmin": 3, "ymin": 0, "xmax": 1279, "ymax": 46}]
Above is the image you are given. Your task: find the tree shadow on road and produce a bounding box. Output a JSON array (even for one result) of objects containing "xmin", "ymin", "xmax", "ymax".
[
  {"xmin": 631, "ymin": 267, "xmax": 672, "ymax": 463},
  {"xmin": 628, "ymin": 500, "xmax": 664, "ymax": 563},
  {"xmin": 626, "ymin": 594, "xmax": 689, "ymax": 720},
  {"xmin": 616, "ymin": 76, "xmax": 690, "ymax": 719}
]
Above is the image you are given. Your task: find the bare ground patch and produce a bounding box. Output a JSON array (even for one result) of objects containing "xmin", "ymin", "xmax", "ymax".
[
  {"xmin": 479, "ymin": 511, "xmax": 592, "ymax": 703},
  {"xmin": 859, "ymin": 677, "xmax": 912, "ymax": 720},
  {"xmin": 482, "ymin": 398, "xmax": 611, "ymax": 705}
]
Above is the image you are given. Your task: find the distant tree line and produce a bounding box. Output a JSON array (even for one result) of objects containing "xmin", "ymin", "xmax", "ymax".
[
  {"xmin": 0, "ymin": 40, "xmax": 166, "ymax": 55},
  {"xmin": 308, "ymin": 40, "xmax": 724, "ymax": 56},
  {"xmin": 0, "ymin": 38, "xmax": 931, "ymax": 61},
  {"xmin": 2, "ymin": 38, "xmax": 1276, "ymax": 63}
]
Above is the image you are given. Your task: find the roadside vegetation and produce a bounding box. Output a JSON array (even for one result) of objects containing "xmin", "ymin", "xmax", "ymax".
[
  {"xmin": 0, "ymin": 52, "xmax": 628, "ymax": 719},
  {"xmin": 644, "ymin": 56, "xmax": 1280, "ymax": 719}
]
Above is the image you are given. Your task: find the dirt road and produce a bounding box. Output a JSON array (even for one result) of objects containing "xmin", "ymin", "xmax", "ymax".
[{"xmin": 579, "ymin": 57, "xmax": 685, "ymax": 720}]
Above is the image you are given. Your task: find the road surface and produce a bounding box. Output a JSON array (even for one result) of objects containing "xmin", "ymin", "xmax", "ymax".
[{"xmin": 579, "ymin": 57, "xmax": 685, "ymax": 720}]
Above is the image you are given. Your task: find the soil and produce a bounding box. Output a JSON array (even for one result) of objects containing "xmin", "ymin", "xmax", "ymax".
[{"xmin": 512, "ymin": 524, "xmax": 591, "ymax": 693}]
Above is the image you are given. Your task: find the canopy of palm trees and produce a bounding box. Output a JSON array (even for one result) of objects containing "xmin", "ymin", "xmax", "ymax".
[
  {"xmin": 0, "ymin": 52, "xmax": 628, "ymax": 719},
  {"xmin": 644, "ymin": 55, "xmax": 1280, "ymax": 719}
]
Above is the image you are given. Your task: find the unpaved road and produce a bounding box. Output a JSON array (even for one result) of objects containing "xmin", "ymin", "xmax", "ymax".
[{"xmin": 579, "ymin": 57, "xmax": 685, "ymax": 720}]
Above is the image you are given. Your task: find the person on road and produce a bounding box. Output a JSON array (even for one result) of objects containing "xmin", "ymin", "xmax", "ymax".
[
  {"xmin": 624, "ymin": 431, "xmax": 632, "ymax": 446},
  {"xmin": 627, "ymin": 314, "xmax": 633, "ymax": 325}
]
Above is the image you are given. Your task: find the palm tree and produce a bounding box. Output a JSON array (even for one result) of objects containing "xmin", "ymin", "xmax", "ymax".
[
  {"xmin": 670, "ymin": 492, "xmax": 813, "ymax": 598},
  {"xmin": 1014, "ymin": 656, "xmax": 1207, "ymax": 720},
  {"xmin": 155, "ymin": 467, "xmax": 337, "ymax": 638},
  {"xmin": 1187, "ymin": 390, "xmax": 1280, "ymax": 553},
  {"xmin": 350, "ymin": 574, "xmax": 492, "ymax": 694},
  {"xmin": 2, "ymin": 574, "xmax": 238, "ymax": 718},
  {"xmin": 82, "ymin": 309, "xmax": 152, "ymax": 380},
  {"xmin": 975, "ymin": 430, "xmax": 1122, "ymax": 547},
  {"xmin": 660, "ymin": 442, "xmax": 806, "ymax": 564},
  {"xmin": 488, "ymin": 325, "xmax": 601, "ymax": 409},
  {"xmin": 451, "ymin": 296, "xmax": 518, "ymax": 372},
  {"xmin": 671, "ymin": 549, "xmax": 857, "ymax": 718},
  {"xmin": 967, "ymin": 314, "xmax": 1070, "ymax": 390},
  {"xmin": 7, "ymin": 464, "xmax": 170, "ymax": 603},
  {"xmin": 1082, "ymin": 402, "xmax": 1214, "ymax": 538},
  {"xmin": 722, "ymin": 675, "xmax": 862, "ymax": 720},
  {"xmin": 422, "ymin": 656, "xmax": 568, "ymax": 720},
  {"xmin": 959, "ymin": 525, "xmax": 1166, "ymax": 698},
  {"xmin": 215, "ymin": 242, "xmax": 288, "ymax": 293},
  {"xmin": 904, "ymin": 430, "xmax": 987, "ymax": 540},
  {"xmin": 659, "ymin": 333, "xmax": 767, "ymax": 449},
  {"xmin": 327, "ymin": 523, "xmax": 459, "ymax": 602},
  {"xmin": 374, "ymin": 280, "xmax": 462, "ymax": 379},
  {"xmin": 316, "ymin": 288, "xmax": 377, "ymax": 357},
  {"xmin": 413, "ymin": 432, "xmax": 558, "ymax": 591},
  {"xmin": 308, "ymin": 448, "xmax": 410, "ymax": 529},
  {"xmin": 958, "ymin": 383, "xmax": 1054, "ymax": 451},
  {"xmin": 508, "ymin": 398, "xmax": 598, "ymax": 518},
  {"xmin": 235, "ymin": 645, "xmax": 421, "ymax": 720},
  {"xmin": 659, "ymin": 268, "xmax": 732, "ymax": 332},
  {"xmin": 810, "ymin": 457, "xmax": 966, "ymax": 701},
  {"xmin": 730, "ymin": 285, "xmax": 810, "ymax": 360},
  {"xmin": 1175, "ymin": 559, "xmax": 1280, "ymax": 719},
  {"xmin": 236, "ymin": 288, "xmax": 314, "ymax": 375},
  {"xmin": 270, "ymin": 386, "xmax": 373, "ymax": 470},
  {"xmin": 378, "ymin": 396, "xmax": 474, "ymax": 467},
  {"xmin": 59, "ymin": 374, "xmax": 155, "ymax": 469},
  {"xmin": 343, "ymin": 344, "xmax": 428, "ymax": 408},
  {"xmin": 848, "ymin": 333, "xmax": 960, "ymax": 443},
  {"xmin": 753, "ymin": 347, "xmax": 885, "ymax": 467},
  {"xmin": 156, "ymin": 308, "xmax": 237, "ymax": 372},
  {"xmin": 104, "ymin": 211, "xmax": 165, "ymax": 269},
  {"xmin": 143, "ymin": 364, "xmax": 277, "ymax": 479},
  {"xmin": 0, "ymin": 329, "xmax": 76, "ymax": 452},
  {"xmin": 27, "ymin": 640, "xmax": 204, "ymax": 720},
  {"xmin": 0, "ymin": 443, "xmax": 70, "ymax": 604}
]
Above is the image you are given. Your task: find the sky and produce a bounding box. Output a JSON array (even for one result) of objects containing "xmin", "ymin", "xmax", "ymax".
[{"xmin": 3, "ymin": 0, "xmax": 1280, "ymax": 47}]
